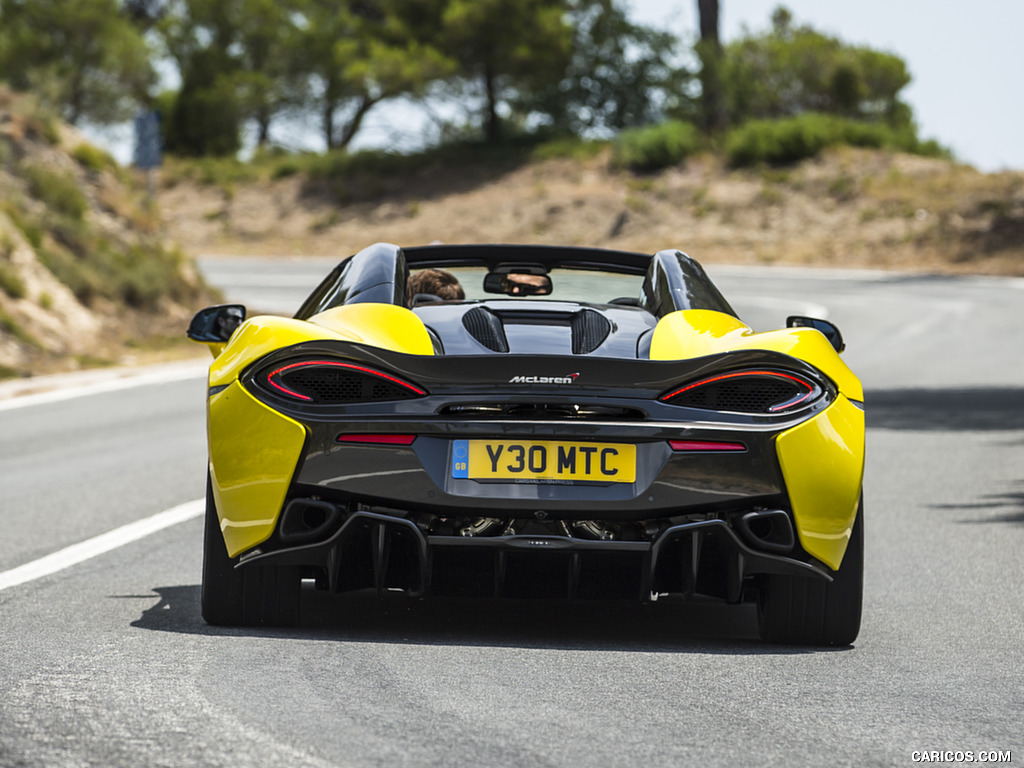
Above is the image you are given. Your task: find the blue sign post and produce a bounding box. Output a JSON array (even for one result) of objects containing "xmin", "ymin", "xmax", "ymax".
[
  {"xmin": 133, "ymin": 110, "xmax": 162, "ymax": 169},
  {"xmin": 133, "ymin": 110, "xmax": 162, "ymax": 200}
]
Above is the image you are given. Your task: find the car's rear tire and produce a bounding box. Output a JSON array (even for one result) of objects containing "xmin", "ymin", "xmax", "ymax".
[
  {"xmin": 201, "ymin": 474, "xmax": 300, "ymax": 627},
  {"xmin": 757, "ymin": 500, "xmax": 863, "ymax": 646}
]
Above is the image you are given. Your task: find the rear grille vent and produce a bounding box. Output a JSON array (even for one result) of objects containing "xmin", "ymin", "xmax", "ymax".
[
  {"xmin": 662, "ymin": 370, "xmax": 820, "ymax": 414},
  {"xmin": 259, "ymin": 360, "xmax": 427, "ymax": 405},
  {"xmin": 571, "ymin": 309, "xmax": 611, "ymax": 354},
  {"xmin": 462, "ymin": 307, "xmax": 509, "ymax": 352},
  {"xmin": 282, "ymin": 368, "xmax": 420, "ymax": 403},
  {"xmin": 673, "ymin": 378, "xmax": 798, "ymax": 412}
]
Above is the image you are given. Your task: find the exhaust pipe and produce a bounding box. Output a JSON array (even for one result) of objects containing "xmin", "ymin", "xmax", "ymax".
[
  {"xmin": 736, "ymin": 509, "xmax": 795, "ymax": 554},
  {"xmin": 279, "ymin": 498, "xmax": 341, "ymax": 544}
]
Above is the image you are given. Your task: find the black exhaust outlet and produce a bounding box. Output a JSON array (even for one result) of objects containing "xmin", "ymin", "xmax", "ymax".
[
  {"xmin": 280, "ymin": 499, "xmax": 342, "ymax": 544},
  {"xmin": 736, "ymin": 509, "xmax": 795, "ymax": 553}
]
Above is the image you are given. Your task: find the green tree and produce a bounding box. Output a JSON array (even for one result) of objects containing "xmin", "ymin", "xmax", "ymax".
[
  {"xmin": 529, "ymin": 0, "xmax": 688, "ymax": 134},
  {"xmin": 153, "ymin": 0, "xmax": 313, "ymax": 154},
  {"xmin": 297, "ymin": 0, "xmax": 454, "ymax": 150},
  {"xmin": 233, "ymin": 0, "xmax": 307, "ymax": 146},
  {"xmin": 155, "ymin": 0, "xmax": 244, "ymax": 155},
  {"xmin": 723, "ymin": 6, "xmax": 913, "ymax": 128},
  {"xmin": 0, "ymin": 0, "xmax": 156, "ymax": 125},
  {"xmin": 440, "ymin": 0, "xmax": 572, "ymax": 143},
  {"xmin": 696, "ymin": 0, "xmax": 726, "ymax": 134}
]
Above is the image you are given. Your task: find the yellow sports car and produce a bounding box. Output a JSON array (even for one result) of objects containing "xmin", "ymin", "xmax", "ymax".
[{"xmin": 188, "ymin": 243, "xmax": 864, "ymax": 644}]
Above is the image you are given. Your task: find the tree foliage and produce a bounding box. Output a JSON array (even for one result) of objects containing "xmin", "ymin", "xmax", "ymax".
[
  {"xmin": 297, "ymin": 0, "xmax": 454, "ymax": 150},
  {"xmin": 439, "ymin": 0, "xmax": 572, "ymax": 144},
  {"xmin": 723, "ymin": 6, "xmax": 913, "ymax": 128},
  {"xmin": 528, "ymin": 0, "xmax": 689, "ymax": 135},
  {"xmin": 0, "ymin": 0, "xmax": 933, "ymax": 161},
  {"xmin": 0, "ymin": 0, "xmax": 155, "ymax": 125}
]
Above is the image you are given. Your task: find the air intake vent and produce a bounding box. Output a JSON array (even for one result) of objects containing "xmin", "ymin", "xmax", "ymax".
[
  {"xmin": 462, "ymin": 307, "xmax": 508, "ymax": 352},
  {"xmin": 661, "ymin": 370, "xmax": 821, "ymax": 414},
  {"xmin": 264, "ymin": 360, "xmax": 426, "ymax": 404},
  {"xmin": 571, "ymin": 309, "xmax": 611, "ymax": 354}
]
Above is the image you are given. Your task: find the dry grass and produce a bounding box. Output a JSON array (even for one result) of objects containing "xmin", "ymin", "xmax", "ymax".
[{"xmin": 158, "ymin": 146, "xmax": 1024, "ymax": 276}]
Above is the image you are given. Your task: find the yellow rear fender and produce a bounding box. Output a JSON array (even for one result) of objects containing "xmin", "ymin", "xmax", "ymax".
[
  {"xmin": 776, "ymin": 395, "xmax": 865, "ymax": 570},
  {"xmin": 208, "ymin": 305, "xmax": 433, "ymax": 389},
  {"xmin": 207, "ymin": 382, "xmax": 307, "ymax": 557},
  {"xmin": 650, "ymin": 309, "xmax": 862, "ymax": 401}
]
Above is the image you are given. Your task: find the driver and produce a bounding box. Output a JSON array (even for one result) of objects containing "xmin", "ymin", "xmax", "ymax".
[
  {"xmin": 215, "ymin": 306, "xmax": 244, "ymax": 338},
  {"xmin": 408, "ymin": 268, "xmax": 465, "ymax": 303},
  {"xmin": 504, "ymin": 273, "xmax": 549, "ymax": 295}
]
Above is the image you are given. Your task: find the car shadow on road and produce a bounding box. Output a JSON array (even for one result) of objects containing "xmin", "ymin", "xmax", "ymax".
[
  {"xmin": 866, "ymin": 387, "xmax": 1024, "ymax": 431},
  {"xmin": 130, "ymin": 585, "xmax": 849, "ymax": 655}
]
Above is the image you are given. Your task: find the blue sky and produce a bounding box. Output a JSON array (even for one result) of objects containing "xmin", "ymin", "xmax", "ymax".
[{"xmin": 630, "ymin": 0, "xmax": 1024, "ymax": 171}]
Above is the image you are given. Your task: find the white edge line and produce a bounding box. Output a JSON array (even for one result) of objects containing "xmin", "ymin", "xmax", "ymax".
[
  {"xmin": 0, "ymin": 364, "xmax": 207, "ymax": 412},
  {"xmin": 0, "ymin": 499, "xmax": 205, "ymax": 592}
]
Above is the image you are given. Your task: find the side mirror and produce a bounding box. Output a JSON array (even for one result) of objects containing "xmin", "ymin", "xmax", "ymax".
[
  {"xmin": 187, "ymin": 304, "xmax": 246, "ymax": 343},
  {"xmin": 483, "ymin": 272, "xmax": 553, "ymax": 296},
  {"xmin": 787, "ymin": 315, "xmax": 845, "ymax": 353}
]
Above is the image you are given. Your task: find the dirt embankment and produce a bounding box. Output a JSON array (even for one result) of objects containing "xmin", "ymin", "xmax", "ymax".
[
  {"xmin": 0, "ymin": 91, "xmax": 216, "ymax": 377},
  {"xmin": 159, "ymin": 146, "xmax": 1024, "ymax": 276}
]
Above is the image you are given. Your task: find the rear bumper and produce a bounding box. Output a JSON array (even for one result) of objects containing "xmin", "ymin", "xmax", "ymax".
[{"xmin": 237, "ymin": 509, "xmax": 831, "ymax": 603}]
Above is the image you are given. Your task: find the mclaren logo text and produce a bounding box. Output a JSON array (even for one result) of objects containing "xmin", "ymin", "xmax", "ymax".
[{"xmin": 509, "ymin": 373, "xmax": 580, "ymax": 385}]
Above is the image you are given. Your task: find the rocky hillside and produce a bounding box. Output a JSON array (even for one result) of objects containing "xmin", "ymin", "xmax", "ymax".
[
  {"xmin": 159, "ymin": 144, "xmax": 1024, "ymax": 276},
  {"xmin": 0, "ymin": 90, "xmax": 215, "ymax": 378}
]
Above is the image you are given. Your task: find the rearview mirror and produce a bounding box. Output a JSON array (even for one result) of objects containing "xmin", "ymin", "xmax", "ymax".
[
  {"xmin": 483, "ymin": 272, "xmax": 553, "ymax": 296},
  {"xmin": 787, "ymin": 315, "xmax": 845, "ymax": 353},
  {"xmin": 187, "ymin": 304, "xmax": 246, "ymax": 343}
]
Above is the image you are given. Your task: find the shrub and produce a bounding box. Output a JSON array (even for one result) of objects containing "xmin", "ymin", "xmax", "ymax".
[
  {"xmin": 0, "ymin": 309, "xmax": 40, "ymax": 347},
  {"xmin": 270, "ymin": 158, "xmax": 303, "ymax": 180},
  {"xmin": 0, "ymin": 262, "xmax": 26, "ymax": 299},
  {"xmin": 71, "ymin": 144, "xmax": 117, "ymax": 173},
  {"xmin": 612, "ymin": 120, "xmax": 700, "ymax": 172},
  {"xmin": 531, "ymin": 136, "xmax": 608, "ymax": 162},
  {"xmin": 1, "ymin": 203, "xmax": 44, "ymax": 249},
  {"xmin": 22, "ymin": 163, "xmax": 88, "ymax": 220},
  {"xmin": 726, "ymin": 114, "xmax": 836, "ymax": 166},
  {"xmin": 726, "ymin": 113, "xmax": 951, "ymax": 167},
  {"xmin": 37, "ymin": 247, "xmax": 101, "ymax": 305}
]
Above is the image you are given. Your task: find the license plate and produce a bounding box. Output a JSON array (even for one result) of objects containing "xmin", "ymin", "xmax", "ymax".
[{"xmin": 451, "ymin": 439, "xmax": 636, "ymax": 483}]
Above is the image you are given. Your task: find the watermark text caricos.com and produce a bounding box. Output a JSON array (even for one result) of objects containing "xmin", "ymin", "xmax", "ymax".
[{"xmin": 912, "ymin": 752, "xmax": 1011, "ymax": 763}]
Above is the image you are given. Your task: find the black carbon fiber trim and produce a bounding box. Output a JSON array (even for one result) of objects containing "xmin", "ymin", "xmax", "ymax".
[
  {"xmin": 462, "ymin": 307, "xmax": 509, "ymax": 352},
  {"xmin": 571, "ymin": 309, "xmax": 611, "ymax": 354}
]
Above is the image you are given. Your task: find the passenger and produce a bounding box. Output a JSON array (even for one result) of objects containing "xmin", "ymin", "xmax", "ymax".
[{"xmin": 408, "ymin": 268, "xmax": 465, "ymax": 304}]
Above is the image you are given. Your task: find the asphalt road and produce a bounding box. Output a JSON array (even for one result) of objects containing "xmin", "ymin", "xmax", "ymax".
[{"xmin": 0, "ymin": 256, "xmax": 1021, "ymax": 767}]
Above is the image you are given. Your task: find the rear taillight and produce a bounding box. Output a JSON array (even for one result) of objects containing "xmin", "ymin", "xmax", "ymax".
[
  {"xmin": 264, "ymin": 360, "xmax": 426, "ymax": 404},
  {"xmin": 669, "ymin": 440, "xmax": 746, "ymax": 452},
  {"xmin": 660, "ymin": 369, "xmax": 823, "ymax": 415},
  {"xmin": 337, "ymin": 434, "xmax": 417, "ymax": 445}
]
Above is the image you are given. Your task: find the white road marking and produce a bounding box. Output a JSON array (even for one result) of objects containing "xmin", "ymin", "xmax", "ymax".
[
  {"xmin": 0, "ymin": 499, "xmax": 204, "ymax": 592},
  {"xmin": 0, "ymin": 360, "xmax": 207, "ymax": 411}
]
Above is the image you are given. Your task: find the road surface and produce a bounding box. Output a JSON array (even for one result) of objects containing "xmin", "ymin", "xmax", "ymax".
[{"xmin": 0, "ymin": 257, "xmax": 1020, "ymax": 767}]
